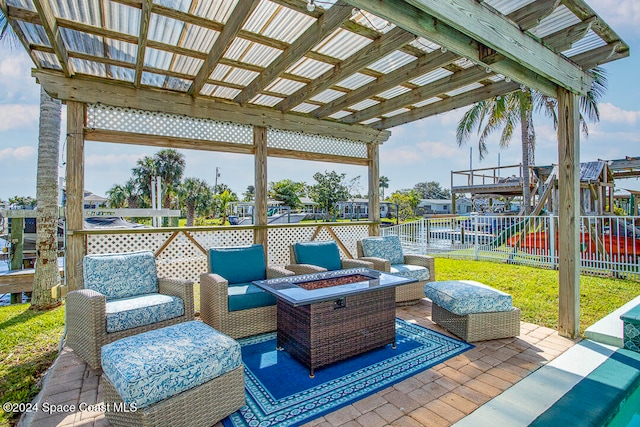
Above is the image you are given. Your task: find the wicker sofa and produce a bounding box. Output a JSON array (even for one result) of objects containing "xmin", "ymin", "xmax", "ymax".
[
  {"xmin": 286, "ymin": 240, "xmax": 373, "ymax": 275},
  {"xmin": 66, "ymin": 251, "xmax": 194, "ymax": 369},
  {"xmin": 356, "ymin": 235, "xmax": 435, "ymax": 305},
  {"xmin": 200, "ymin": 244, "xmax": 294, "ymax": 339}
]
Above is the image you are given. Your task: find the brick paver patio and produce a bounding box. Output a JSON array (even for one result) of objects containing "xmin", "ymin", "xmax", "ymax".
[{"xmin": 20, "ymin": 299, "xmax": 576, "ymax": 427}]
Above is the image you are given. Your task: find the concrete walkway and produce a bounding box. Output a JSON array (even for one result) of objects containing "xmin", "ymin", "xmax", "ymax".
[{"xmin": 20, "ymin": 299, "xmax": 576, "ymax": 427}]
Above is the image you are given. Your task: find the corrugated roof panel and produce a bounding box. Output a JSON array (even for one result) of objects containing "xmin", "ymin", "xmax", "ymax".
[
  {"xmin": 104, "ymin": 1, "xmax": 140, "ymax": 37},
  {"xmin": 172, "ymin": 55, "xmax": 203, "ymax": 76},
  {"xmin": 286, "ymin": 57, "xmax": 333, "ymax": 79},
  {"xmin": 489, "ymin": 74, "xmax": 505, "ymax": 82},
  {"xmin": 530, "ymin": 6, "xmax": 580, "ymax": 38},
  {"xmin": 224, "ymin": 67, "xmax": 259, "ymax": 86},
  {"xmin": 243, "ymin": 1, "xmax": 280, "ymax": 34},
  {"xmin": 60, "ymin": 28, "xmax": 104, "ymax": 56},
  {"xmin": 141, "ymin": 71, "xmax": 166, "ymax": 88},
  {"xmin": 382, "ymin": 108, "xmax": 410, "ymax": 118},
  {"xmin": 33, "ymin": 51, "xmax": 61, "ymax": 70},
  {"xmin": 352, "ymin": 9, "xmax": 394, "ymax": 34},
  {"xmin": 446, "ymin": 82, "xmax": 484, "ymax": 97},
  {"xmin": 200, "ymin": 83, "xmax": 218, "ymax": 96},
  {"xmin": 349, "ymin": 99, "xmax": 379, "ymax": 111},
  {"xmin": 563, "ymin": 30, "xmax": 606, "ymax": 57},
  {"xmin": 328, "ymin": 110, "xmax": 351, "ymax": 119},
  {"xmin": 484, "ymin": 0, "xmax": 534, "ymax": 16},
  {"xmin": 210, "ymin": 64, "xmax": 232, "ymax": 81},
  {"xmin": 181, "ymin": 25, "xmax": 219, "ymax": 53},
  {"xmin": 265, "ymin": 78, "xmax": 306, "ymax": 95},
  {"xmin": 310, "ymin": 89, "xmax": 345, "ymax": 103},
  {"xmin": 144, "ymin": 47, "xmax": 173, "ymax": 70},
  {"xmin": 412, "ymin": 38, "xmax": 439, "ymax": 53},
  {"xmin": 224, "ymin": 38, "xmax": 251, "ymax": 61},
  {"xmin": 291, "ymin": 103, "xmax": 320, "ymax": 114},
  {"xmin": 70, "ymin": 58, "xmax": 107, "ymax": 77},
  {"xmin": 193, "ymin": 0, "xmax": 238, "ymax": 23},
  {"xmin": 261, "ymin": 6, "xmax": 316, "ymax": 43},
  {"xmin": 455, "ymin": 58, "xmax": 476, "ymax": 69},
  {"xmin": 377, "ymin": 86, "xmax": 411, "ymax": 99},
  {"xmin": 51, "ymin": 0, "xmax": 100, "ymax": 26},
  {"xmin": 6, "ymin": 0, "xmax": 35, "ymax": 10},
  {"xmin": 336, "ymin": 73, "xmax": 376, "ymax": 90},
  {"xmin": 108, "ymin": 39, "xmax": 137, "ymax": 64},
  {"xmin": 16, "ymin": 22, "xmax": 50, "ymax": 46},
  {"xmin": 250, "ymin": 94, "xmax": 283, "ymax": 107},
  {"xmin": 212, "ymin": 86, "xmax": 242, "ymax": 99},
  {"xmin": 240, "ymin": 42, "xmax": 282, "ymax": 67},
  {"xmin": 110, "ymin": 66, "xmax": 135, "ymax": 83},
  {"xmin": 165, "ymin": 77, "xmax": 191, "ymax": 92},
  {"xmin": 313, "ymin": 28, "xmax": 372, "ymax": 60},
  {"xmin": 360, "ymin": 118, "xmax": 380, "ymax": 125},
  {"xmin": 149, "ymin": 13, "xmax": 184, "ymax": 45},
  {"xmin": 153, "ymin": 0, "xmax": 191, "ymax": 13},
  {"xmin": 368, "ymin": 51, "xmax": 416, "ymax": 74},
  {"xmin": 410, "ymin": 68, "xmax": 453, "ymax": 86},
  {"xmin": 413, "ymin": 97, "xmax": 441, "ymax": 108}
]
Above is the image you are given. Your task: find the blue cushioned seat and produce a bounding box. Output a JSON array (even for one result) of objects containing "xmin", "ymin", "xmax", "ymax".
[
  {"xmin": 293, "ymin": 241, "xmax": 342, "ymax": 271},
  {"xmin": 228, "ymin": 283, "xmax": 277, "ymax": 311},
  {"xmin": 101, "ymin": 321, "xmax": 242, "ymax": 409},
  {"xmin": 424, "ymin": 280, "xmax": 512, "ymax": 316},
  {"xmin": 390, "ymin": 264, "xmax": 431, "ymax": 282},
  {"xmin": 105, "ymin": 294, "xmax": 185, "ymax": 333}
]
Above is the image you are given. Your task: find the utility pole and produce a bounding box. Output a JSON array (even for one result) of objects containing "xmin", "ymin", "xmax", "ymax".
[{"xmin": 214, "ymin": 167, "xmax": 220, "ymax": 193}]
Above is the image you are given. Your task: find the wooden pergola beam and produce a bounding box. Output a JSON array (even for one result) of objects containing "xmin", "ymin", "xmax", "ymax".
[
  {"xmin": 189, "ymin": 0, "xmax": 261, "ymax": 96},
  {"xmin": 33, "ymin": 69, "xmax": 390, "ymax": 144},
  {"xmin": 569, "ymin": 42, "xmax": 629, "ymax": 70},
  {"xmin": 314, "ymin": 50, "xmax": 458, "ymax": 119},
  {"xmin": 277, "ymin": 27, "xmax": 416, "ymax": 111},
  {"xmin": 32, "ymin": 0, "xmax": 74, "ymax": 77},
  {"xmin": 235, "ymin": 0, "xmax": 353, "ymax": 105},
  {"xmin": 0, "ymin": 3, "xmax": 42, "ymax": 67},
  {"xmin": 342, "ymin": 66, "xmax": 487, "ymax": 124},
  {"xmin": 507, "ymin": 0, "xmax": 560, "ymax": 31},
  {"xmin": 134, "ymin": 0, "xmax": 152, "ymax": 87},
  {"xmin": 542, "ymin": 17, "xmax": 595, "ymax": 53}
]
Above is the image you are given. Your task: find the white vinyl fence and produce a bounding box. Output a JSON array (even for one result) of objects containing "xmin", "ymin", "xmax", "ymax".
[{"xmin": 382, "ymin": 215, "xmax": 640, "ymax": 280}]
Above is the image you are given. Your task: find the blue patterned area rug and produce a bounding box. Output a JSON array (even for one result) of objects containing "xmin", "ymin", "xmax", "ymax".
[{"xmin": 223, "ymin": 318, "xmax": 473, "ymax": 427}]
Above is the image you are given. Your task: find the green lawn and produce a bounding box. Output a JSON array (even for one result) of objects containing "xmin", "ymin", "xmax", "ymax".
[{"xmin": 0, "ymin": 258, "xmax": 638, "ymax": 426}]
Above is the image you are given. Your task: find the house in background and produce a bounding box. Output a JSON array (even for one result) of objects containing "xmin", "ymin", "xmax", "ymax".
[
  {"xmin": 418, "ymin": 198, "xmax": 473, "ymax": 215},
  {"xmin": 335, "ymin": 199, "xmax": 393, "ymax": 219}
]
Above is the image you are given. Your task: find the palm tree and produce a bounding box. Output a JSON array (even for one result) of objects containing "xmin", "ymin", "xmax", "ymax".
[
  {"xmin": 379, "ymin": 176, "xmax": 390, "ymax": 201},
  {"xmin": 2, "ymin": 10, "xmax": 61, "ymax": 309},
  {"xmin": 106, "ymin": 184, "xmax": 128, "ymax": 208},
  {"xmin": 155, "ymin": 149, "xmax": 185, "ymax": 209},
  {"xmin": 456, "ymin": 68, "xmax": 607, "ymax": 214},
  {"xmin": 178, "ymin": 178, "xmax": 212, "ymax": 226},
  {"xmin": 215, "ymin": 190, "xmax": 235, "ymax": 225}
]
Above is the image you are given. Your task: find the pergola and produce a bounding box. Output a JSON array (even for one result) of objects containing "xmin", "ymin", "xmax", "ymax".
[{"xmin": 2, "ymin": 0, "xmax": 629, "ymax": 338}]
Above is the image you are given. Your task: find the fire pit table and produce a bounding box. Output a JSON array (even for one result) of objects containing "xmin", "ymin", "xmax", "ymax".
[{"xmin": 253, "ymin": 268, "xmax": 417, "ymax": 377}]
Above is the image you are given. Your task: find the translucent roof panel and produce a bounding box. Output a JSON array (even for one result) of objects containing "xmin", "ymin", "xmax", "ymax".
[
  {"xmin": 412, "ymin": 38, "xmax": 440, "ymax": 53},
  {"xmin": 145, "ymin": 48, "xmax": 173, "ymax": 71},
  {"xmin": 165, "ymin": 77, "xmax": 192, "ymax": 92},
  {"xmin": 223, "ymin": 68, "xmax": 259, "ymax": 86},
  {"xmin": 413, "ymin": 97, "xmax": 442, "ymax": 108},
  {"xmin": 529, "ymin": 6, "xmax": 581, "ymax": 38},
  {"xmin": 382, "ymin": 108, "xmax": 410, "ymax": 118},
  {"xmin": 454, "ymin": 58, "xmax": 476, "ymax": 69},
  {"xmin": 265, "ymin": 78, "xmax": 306, "ymax": 96},
  {"xmin": 244, "ymin": 0, "xmax": 315, "ymax": 43},
  {"xmin": 313, "ymin": 28, "xmax": 372, "ymax": 60},
  {"xmin": 224, "ymin": 38, "xmax": 282, "ymax": 68},
  {"xmin": 108, "ymin": 40, "xmax": 137, "ymax": 64},
  {"xmin": 181, "ymin": 26, "xmax": 220, "ymax": 54},
  {"xmin": 563, "ymin": 30, "xmax": 607, "ymax": 57},
  {"xmin": 153, "ymin": 0, "xmax": 192, "ymax": 14},
  {"xmin": 210, "ymin": 64, "xmax": 232, "ymax": 81},
  {"xmin": 70, "ymin": 58, "xmax": 107, "ymax": 78},
  {"xmin": 484, "ymin": 0, "xmax": 534, "ymax": 16},
  {"xmin": 349, "ymin": 99, "xmax": 379, "ymax": 111},
  {"xmin": 6, "ymin": 0, "xmax": 35, "ymax": 10},
  {"xmin": 110, "ymin": 66, "xmax": 135, "ymax": 83},
  {"xmin": 33, "ymin": 51, "xmax": 61, "ymax": 70},
  {"xmin": 336, "ymin": 73, "xmax": 376, "ymax": 91},
  {"xmin": 17, "ymin": 22, "xmax": 50, "ymax": 47},
  {"xmin": 149, "ymin": 14, "xmax": 185, "ymax": 45},
  {"xmin": 377, "ymin": 86, "xmax": 411, "ymax": 99},
  {"xmin": 352, "ymin": 9, "xmax": 394, "ymax": 34},
  {"xmin": 360, "ymin": 118, "xmax": 381, "ymax": 125},
  {"xmin": 172, "ymin": 56, "xmax": 204, "ymax": 76},
  {"xmin": 60, "ymin": 29, "xmax": 104, "ymax": 56},
  {"xmin": 192, "ymin": 0, "xmax": 238, "ymax": 23},
  {"xmin": 104, "ymin": 1, "xmax": 140, "ymax": 37},
  {"xmin": 329, "ymin": 111, "xmax": 352, "ymax": 119},
  {"xmin": 142, "ymin": 72, "xmax": 168, "ymax": 88},
  {"xmin": 291, "ymin": 103, "xmax": 320, "ymax": 114},
  {"xmin": 210, "ymin": 86, "xmax": 242, "ymax": 99},
  {"xmin": 51, "ymin": 0, "xmax": 101, "ymax": 27},
  {"xmin": 286, "ymin": 57, "xmax": 334, "ymax": 79},
  {"xmin": 367, "ymin": 51, "xmax": 417, "ymax": 74},
  {"xmin": 411, "ymin": 68, "xmax": 453, "ymax": 86},
  {"xmin": 446, "ymin": 83, "xmax": 484, "ymax": 97},
  {"xmin": 310, "ymin": 89, "xmax": 346, "ymax": 104},
  {"xmin": 250, "ymin": 94, "xmax": 284, "ymax": 107}
]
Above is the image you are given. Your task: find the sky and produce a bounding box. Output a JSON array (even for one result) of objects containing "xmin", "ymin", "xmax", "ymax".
[{"xmin": 1, "ymin": 1, "xmax": 639, "ymax": 203}]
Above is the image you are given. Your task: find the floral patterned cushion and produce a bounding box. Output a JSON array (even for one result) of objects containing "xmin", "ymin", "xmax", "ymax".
[
  {"xmin": 361, "ymin": 235, "xmax": 404, "ymax": 265},
  {"xmin": 390, "ymin": 264, "xmax": 431, "ymax": 282},
  {"xmin": 423, "ymin": 280, "xmax": 512, "ymax": 315},
  {"xmin": 83, "ymin": 251, "xmax": 158, "ymax": 300},
  {"xmin": 101, "ymin": 321, "xmax": 242, "ymax": 408},
  {"xmin": 105, "ymin": 294, "xmax": 185, "ymax": 333}
]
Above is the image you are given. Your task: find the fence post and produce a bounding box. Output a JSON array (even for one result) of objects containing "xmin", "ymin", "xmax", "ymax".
[
  {"xmin": 549, "ymin": 213, "xmax": 556, "ymax": 269},
  {"xmin": 423, "ymin": 218, "xmax": 429, "ymax": 253},
  {"xmin": 474, "ymin": 214, "xmax": 479, "ymax": 260}
]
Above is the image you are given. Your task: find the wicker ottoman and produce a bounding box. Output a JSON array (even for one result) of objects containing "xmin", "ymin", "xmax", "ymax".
[
  {"xmin": 621, "ymin": 304, "xmax": 640, "ymax": 353},
  {"xmin": 101, "ymin": 321, "xmax": 245, "ymax": 427},
  {"xmin": 424, "ymin": 280, "xmax": 520, "ymax": 342}
]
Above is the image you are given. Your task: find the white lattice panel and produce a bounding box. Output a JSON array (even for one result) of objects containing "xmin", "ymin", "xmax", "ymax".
[
  {"xmin": 86, "ymin": 104, "xmax": 253, "ymax": 144},
  {"xmin": 267, "ymin": 128, "xmax": 368, "ymax": 158}
]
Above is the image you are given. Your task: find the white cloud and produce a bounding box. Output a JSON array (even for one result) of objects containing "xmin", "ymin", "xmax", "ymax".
[
  {"xmin": 382, "ymin": 140, "xmax": 460, "ymax": 165},
  {"xmin": 0, "ymin": 146, "xmax": 36, "ymax": 160},
  {"xmin": 599, "ymin": 103, "xmax": 640, "ymax": 125},
  {"xmin": 0, "ymin": 104, "xmax": 39, "ymax": 131},
  {"xmin": 0, "ymin": 47, "xmax": 39, "ymax": 102},
  {"xmin": 591, "ymin": 0, "xmax": 640, "ymax": 34},
  {"xmin": 85, "ymin": 153, "xmax": 144, "ymax": 167}
]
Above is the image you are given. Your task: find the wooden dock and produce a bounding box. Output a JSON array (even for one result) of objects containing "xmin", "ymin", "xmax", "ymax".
[{"xmin": 0, "ymin": 268, "xmax": 64, "ymax": 304}]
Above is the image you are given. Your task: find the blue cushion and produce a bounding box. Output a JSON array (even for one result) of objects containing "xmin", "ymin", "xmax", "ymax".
[
  {"xmin": 227, "ymin": 282, "xmax": 277, "ymax": 311},
  {"xmin": 101, "ymin": 321, "xmax": 241, "ymax": 408},
  {"xmin": 105, "ymin": 294, "xmax": 185, "ymax": 333},
  {"xmin": 208, "ymin": 244, "xmax": 266, "ymax": 284},
  {"xmin": 423, "ymin": 280, "xmax": 512, "ymax": 315},
  {"xmin": 83, "ymin": 251, "xmax": 158, "ymax": 300},
  {"xmin": 293, "ymin": 241, "xmax": 341, "ymax": 271},
  {"xmin": 361, "ymin": 235, "xmax": 404, "ymax": 265},
  {"xmin": 390, "ymin": 264, "xmax": 431, "ymax": 282}
]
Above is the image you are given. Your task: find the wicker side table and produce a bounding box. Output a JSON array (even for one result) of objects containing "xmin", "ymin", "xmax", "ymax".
[{"xmin": 432, "ymin": 304, "xmax": 521, "ymax": 342}]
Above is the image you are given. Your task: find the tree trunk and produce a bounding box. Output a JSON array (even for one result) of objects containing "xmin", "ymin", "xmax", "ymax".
[
  {"xmin": 31, "ymin": 86, "xmax": 62, "ymax": 310},
  {"xmin": 520, "ymin": 93, "xmax": 535, "ymax": 215},
  {"xmin": 186, "ymin": 204, "xmax": 195, "ymax": 227}
]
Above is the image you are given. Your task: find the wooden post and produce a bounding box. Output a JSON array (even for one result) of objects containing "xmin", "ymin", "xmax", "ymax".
[
  {"xmin": 557, "ymin": 88, "xmax": 580, "ymax": 339},
  {"xmin": 10, "ymin": 217, "xmax": 24, "ymax": 271},
  {"xmin": 368, "ymin": 143, "xmax": 380, "ymax": 236},
  {"xmin": 66, "ymin": 102, "xmax": 85, "ymax": 291},
  {"xmin": 254, "ymin": 126, "xmax": 268, "ymax": 251}
]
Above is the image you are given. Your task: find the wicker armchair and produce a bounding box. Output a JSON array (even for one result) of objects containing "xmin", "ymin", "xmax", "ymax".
[
  {"xmin": 286, "ymin": 240, "xmax": 373, "ymax": 275},
  {"xmin": 66, "ymin": 251, "xmax": 194, "ymax": 369},
  {"xmin": 200, "ymin": 244, "xmax": 294, "ymax": 339},
  {"xmin": 356, "ymin": 235, "xmax": 435, "ymax": 305}
]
